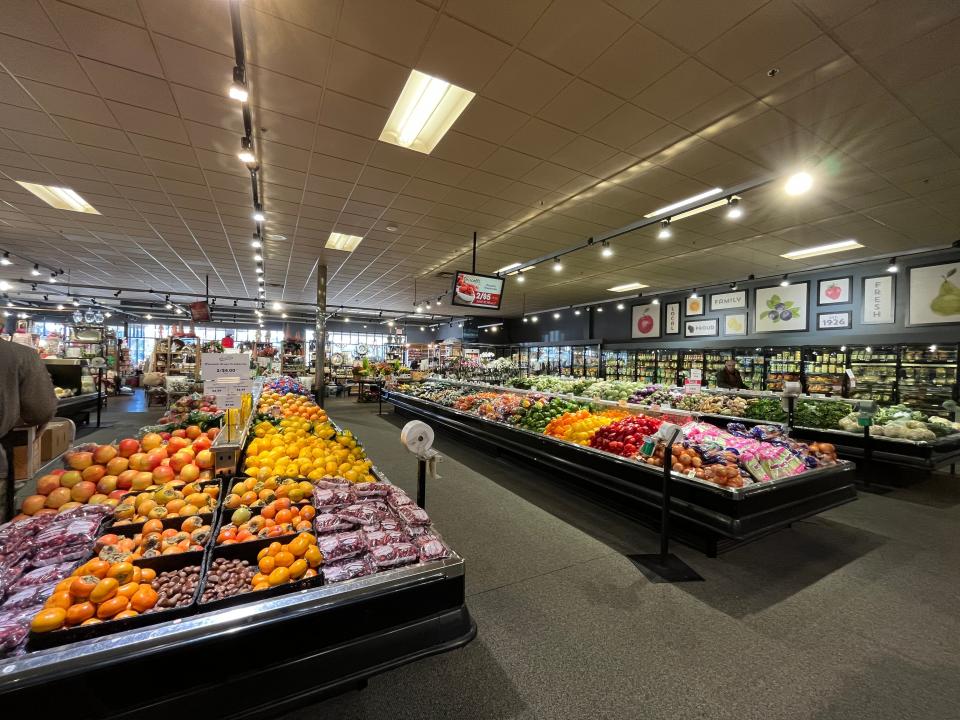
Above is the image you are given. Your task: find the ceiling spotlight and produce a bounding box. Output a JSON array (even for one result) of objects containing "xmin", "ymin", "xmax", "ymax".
[
  {"xmin": 114, "ymin": 290, "xmax": 121, "ymax": 297},
  {"xmin": 929, "ymin": 344, "xmax": 938, "ymax": 352},
  {"xmin": 238, "ymin": 137, "xmax": 256, "ymax": 165},
  {"xmin": 31, "ymin": 264, "xmax": 40, "ymax": 276},
  {"xmin": 251, "ymin": 237, "xmax": 262, "ymax": 248},
  {"xmin": 233, "ymin": 300, "xmax": 238, "ymax": 307},
  {"xmin": 425, "ymin": 301, "xmax": 431, "ymax": 309},
  {"xmin": 344, "ymin": 317, "xmax": 350, "ymax": 323},
  {"xmin": 574, "ymin": 309, "xmax": 581, "ymax": 315},
  {"xmin": 257, "ymin": 277, "xmax": 264, "ymax": 284},
  {"xmin": 840, "ymin": 345, "xmax": 847, "ymax": 352},
  {"xmin": 281, "ymin": 313, "xmax": 288, "ymax": 319},
  {"xmin": 175, "ymin": 307, "xmax": 183, "ymax": 314},
  {"xmin": 553, "ymin": 312, "xmax": 561, "ymax": 319},
  {"xmin": 436, "ymin": 297, "xmax": 442, "ymax": 305},
  {"xmin": 865, "ymin": 346, "xmax": 872, "ymax": 353},
  {"xmin": 420, "ymin": 326, "xmax": 425, "ymax": 331},
  {"xmin": 523, "ymin": 317, "xmax": 528, "ymax": 323},
  {"xmin": 56, "ymin": 304, "xmax": 64, "ymax": 310},
  {"xmin": 229, "ymin": 66, "xmax": 248, "ymax": 102},
  {"xmin": 553, "ymin": 257, "xmax": 562, "ymax": 272},
  {"xmin": 254, "ymin": 253, "xmax": 263, "ymax": 262},
  {"xmin": 145, "ymin": 313, "xmax": 152, "ymax": 320},
  {"xmin": 0, "ymin": 252, "xmax": 11, "ymax": 265},
  {"xmin": 726, "ymin": 197, "xmax": 742, "ymax": 219},
  {"xmin": 785, "ymin": 171, "xmax": 813, "ymax": 195},
  {"xmin": 104, "ymin": 312, "xmax": 111, "ymax": 318},
  {"xmin": 652, "ymin": 298, "xmax": 659, "ymax": 305},
  {"xmin": 415, "ymin": 305, "xmax": 423, "ymax": 314},
  {"xmin": 385, "ymin": 223, "xmax": 399, "ymax": 232},
  {"xmin": 72, "ymin": 298, "xmax": 80, "ymax": 307},
  {"xmin": 387, "ymin": 320, "xmax": 395, "ymax": 327},
  {"xmin": 530, "ymin": 316, "xmax": 538, "ymax": 323},
  {"xmin": 690, "ymin": 289, "xmax": 698, "ymax": 299},
  {"xmin": 886, "ymin": 257, "xmax": 898, "ymax": 273},
  {"xmin": 658, "ymin": 219, "xmax": 672, "ymax": 240},
  {"xmin": 272, "ymin": 302, "xmax": 283, "ymax": 311},
  {"xmin": 49, "ymin": 273, "xmax": 57, "ymax": 283},
  {"xmin": 616, "ymin": 303, "xmax": 625, "ymax": 310},
  {"xmin": 730, "ymin": 282, "xmax": 738, "ymax": 291},
  {"xmin": 596, "ymin": 306, "xmax": 603, "ymax": 313},
  {"xmin": 165, "ymin": 302, "xmax": 173, "ymax": 309},
  {"xmin": 780, "ymin": 274, "xmax": 790, "ymax": 287},
  {"xmin": 601, "ymin": 240, "xmax": 613, "ymax": 257},
  {"xmin": 253, "ymin": 210, "xmax": 265, "ymax": 223},
  {"xmin": 255, "ymin": 267, "xmax": 263, "ymax": 274},
  {"xmin": 516, "ymin": 271, "xmax": 525, "ymax": 283}
]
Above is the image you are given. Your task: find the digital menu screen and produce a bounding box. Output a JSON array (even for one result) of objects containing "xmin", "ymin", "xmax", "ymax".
[{"xmin": 450, "ymin": 271, "xmax": 505, "ymax": 310}]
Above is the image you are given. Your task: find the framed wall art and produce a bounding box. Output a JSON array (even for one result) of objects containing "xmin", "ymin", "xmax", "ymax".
[
  {"xmin": 724, "ymin": 313, "xmax": 747, "ymax": 336},
  {"xmin": 755, "ymin": 282, "xmax": 808, "ymax": 332},
  {"xmin": 908, "ymin": 261, "xmax": 960, "ymax": 326},
  {"xmin": 710, "ymin": 290, "xmax": 747, "ymax": 311},
  {"xmin": 817, "ymin": 277, "xmax": 851, "ymax": 305},
  {"xmin": 685, "ymin": 318, "xmax": 718, "ymax": 337},
  {"xmin": 685, "ymin": 295, "xmax": 704, "ymax": 316},
  {"xmin": 862, "ymin": 275, "xmax": 895, "ymax": 324},
  {"xmin": 631, "ymin": 302, "xmax": 661, "ymax": 339},
  {"xmin": 665, "ymin": 302, "xmax": 681, "ymax": 334},
  {"xmin": 817, "ymin": 311, "xmax": 851, "ymax": 330}
]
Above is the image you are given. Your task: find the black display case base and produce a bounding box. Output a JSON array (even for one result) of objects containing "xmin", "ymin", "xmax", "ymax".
[{"xmin": 629, "ymin": 553, "xmax": 704, "ymax": 583}]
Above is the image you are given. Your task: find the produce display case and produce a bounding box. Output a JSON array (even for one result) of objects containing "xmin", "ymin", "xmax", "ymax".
[
  {"xmin": 848, "ymin": 345, "xmax": 897, "ymax": 404},
  {"xmin": 1, "ymin": 409, "xmax": 474, "ymax": 715},
  {"xmin": 656, "ymin": 350, "xmax": 679, "ymax": 385},
  {"xmin": 384, "ymin": 381, "xmax": 857, "ymax": 556},
  {"xmin": 636, "ymin": 350, "xmax": 656, "ymax": 384},
  {"xmin": 765, "ymin": 347, "xmax": 801, "ymax": 391},
  {"xmin": 803, "ymin": 346, "xmax": 847, "ymax": 396},
  {"xmin": 733, "ymin": 350, "xmax": 765, "ymax": 390},
  {"xmin": 898, "ymin": 344, "xmax": 958, "ymax": 417}
]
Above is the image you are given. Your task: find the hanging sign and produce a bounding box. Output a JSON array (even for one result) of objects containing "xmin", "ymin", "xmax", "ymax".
[{"xmin": 201, "ymin": 352, "xmax": 250, "ymax": 381}]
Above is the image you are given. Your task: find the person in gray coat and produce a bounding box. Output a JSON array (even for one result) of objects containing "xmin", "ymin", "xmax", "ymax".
[{"xmin": 0, "ymin": 339, "xmax": 58, "ymax": 486}]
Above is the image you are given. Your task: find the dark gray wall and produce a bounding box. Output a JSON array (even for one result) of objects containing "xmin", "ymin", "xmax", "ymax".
[{"xmin": 497, "ymin": 248, "xmax": 960, "ymax": 349}]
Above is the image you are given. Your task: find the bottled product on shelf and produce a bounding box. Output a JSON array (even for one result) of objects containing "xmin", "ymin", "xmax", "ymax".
[
  {"xmin": 898, "ymin": 344, "xmax": 958, "ymax": 417},
  {"xmin": 804, "ymin": 346, "xmax": 847, "ymax": 396},
  {"xmin": 733, "ymin": 350, "xmax": 765, "ymax": 390},
  {"xmin": 636, "ymin": 351, "xmax": 657, "ymax": 383},
  {"xmin": 680, "ymin": 351, "xmax": 704, "ymax": 382},
  {"xmin": 705, "ymin": 350, "xmax": 733, "ymax": 387},
  {"xmin": 766, "ymin": 348, "xmax": 801, "ymax": 391},
  {"xmin": 656, "ymin": 350, "xmax": 679, "ymax": 385},
  {"xmin": 848, "ymin": 345, "xmax": 897, "ymax": 404}
]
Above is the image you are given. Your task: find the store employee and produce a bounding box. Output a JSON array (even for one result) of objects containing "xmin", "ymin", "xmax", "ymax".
[{"xmin": 715, "ymin": 358, "xmax": 746, "ymax": 389}]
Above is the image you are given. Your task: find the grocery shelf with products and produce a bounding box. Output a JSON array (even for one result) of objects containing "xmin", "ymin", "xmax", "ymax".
[
  {"xmin": 680, "ymin": 350, "xmax": 704, "ymax": 383},
  {"xmin": 384, "ymin": 379, "xmax": 856, "ymax": 554},
  {"xmin": 656, "ymin": 350, "xmax": 679, "ymax": 385},
  {"xmin": 765, "ymin": 348, "xmax": 802, "ymax": 391},
  {"xmin": 849, "ymin": 345, "xmax": 898, "ymax": 404},
  {"xmin": 803, "ymin": 346, "xmax": 847, "ymax": 396},
  {"xmin": 0, "ymin": 378, "xmax": 473, "ymax": 713},
  {"xmin": 733, "ymin": 350, "xmax": 765, "ymax": 390},
  {"xmin": 704, "ymin": 350, "xmax": 733, "ymax": 387},
  {"xmin": 898, "ymin": 344, "xmax": 958, "ymax": 417}
]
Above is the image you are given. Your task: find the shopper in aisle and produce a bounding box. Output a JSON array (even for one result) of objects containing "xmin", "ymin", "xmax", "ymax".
[
  {"xmin": 0, "ymin": 339, "xmax": 58, "ymax": 511},
  {"xmin": 715, "ymin": 358, "xmax": 747, "ymax": 389}
]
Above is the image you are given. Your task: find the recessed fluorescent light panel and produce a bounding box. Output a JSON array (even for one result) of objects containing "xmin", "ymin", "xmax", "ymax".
[
  {"xmin": 671, "ymin": 195, "xmax": 740, "ymax": 221},
  {"xmin": 496, "ymin": 262, "xmax": 522, "ymax": 274},
  {"xmin": 780, "ymin": 239, "xmax": 864, "ymax": 260},
  {"xmin": 379, "ymin": 70, "xmax": 476, "ymax": 154},
  {"xmin": 507, "ymin": 265, "xmax": 535, "ymax": 276},
  {"xmin": 644, "ymin": 188, "xmax": 722, "ymax": 218},
  {"xmin": 607, "ymin": 282, "xmax": 649, "ymax": 292},
  {"xmin": 325, "ymin": 232, "xmax": 364, "ymax": 252},
  {"xmin": 16, "ymin": 182, "xmax": 100, "ymax": 214}
]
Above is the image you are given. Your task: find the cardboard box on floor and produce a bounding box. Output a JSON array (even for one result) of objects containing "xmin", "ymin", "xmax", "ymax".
[
  {"xmin": 40, "ymin": 419, "xmax": 73, "ymax": 462},
  {"xmin": 11, "ymin": 426, "xmax": 41, "ymax": 482}
]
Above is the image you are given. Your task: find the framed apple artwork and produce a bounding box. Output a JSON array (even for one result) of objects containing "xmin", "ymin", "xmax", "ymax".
[
  {"xmin": 818, "ymin": 277, "xmax": 851, "ymax": 305},
  {"xmin": 631, "ymin": 302, "xmax": 661, "ymax": 339}
]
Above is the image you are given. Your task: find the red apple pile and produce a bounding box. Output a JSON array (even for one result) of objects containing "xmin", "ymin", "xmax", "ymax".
[
  {"xmin": 16, "ymin": 425, "xmax": 220, "ymax": 521},
  {"xmin": 588, "ymin": 414, "xmax": 664, "ymax": 458}
]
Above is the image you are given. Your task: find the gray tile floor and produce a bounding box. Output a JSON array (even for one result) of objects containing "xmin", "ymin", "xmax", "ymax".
[
  {"xmin": 287, "ymin": 397, "xmax": 960, "ymax": 720},
  {"xmin": 56, "ymin": 394, "xmax": 960, "ymax": 719}
]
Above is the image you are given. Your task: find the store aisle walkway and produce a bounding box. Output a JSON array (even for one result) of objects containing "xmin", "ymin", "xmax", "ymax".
[{"xmin": 286, "ymin": 398, "xmax": 960, "ymax": 720}]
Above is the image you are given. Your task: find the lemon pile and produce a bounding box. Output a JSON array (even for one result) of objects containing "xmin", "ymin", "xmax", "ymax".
[{"xmin": 244, "ymin": 398, "xmax": 374, "ymax": 483}]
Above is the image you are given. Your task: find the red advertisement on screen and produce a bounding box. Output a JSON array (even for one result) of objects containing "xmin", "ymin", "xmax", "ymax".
[{"xmin": 451, "ymin": 271, "xmax": 504, "ymax": 310}]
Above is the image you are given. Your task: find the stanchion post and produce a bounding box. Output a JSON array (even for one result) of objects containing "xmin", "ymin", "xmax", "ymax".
[
  {"xmin": 658, "ymin": 442, "xmax": 673, "ymax": 561},
  {"xmin": 96, "ymin": 368, "xmax": 104, "ymax": 428},
  {"xmin": 417, "ymin": 457, "xmax": 427, "ymax": 509}
]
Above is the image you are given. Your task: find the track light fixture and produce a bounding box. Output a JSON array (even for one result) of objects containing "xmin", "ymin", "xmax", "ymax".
[
  {"xmin": 730, "ymin": 282, "xmax": 738, "ymax": 291},
  {"xmin": 31, "ymin": 264, "xmax": 40, "ymax": 276},
  {"xmin": 886, "ymin": 257, "xmax": 898, "ymax": 273},
  {"xmin": 233, "ymin": 299, "xmax": 238, "ymax": 307},
  {"xmin": 553, "ymin": 257, "xmax": 562, "ymax": 272},
  {"xmin": 601, "ymin": 239, "xmax": 613, "ymax": 257},
  {"xmin": 516, "ymin": 270, "xmax": 525, "ymax": 283},
  {"xmin": 436, "ymin": 296, "xmax": 442, "ymax": 305},
  {"xmin": 616, "ymin": 303, "xmax": 625, "ymax": 310},
  {"xmin": 784, "ymin": 171, "xmax": 813, "ymax": 196},
  {"xmin": 229, "ymin": 66, "xmax": 248, "ymax": 102},
  {"xmin": 72, "ymin": 298, "xmax": 80, "ymax": 307},
  {"xmin": 658, "ymin": 219, "xmax": 672, "ymax": 239},
  {"xmin": 652, "ymin": 298, "xmax": 660, "ymax": 305},
  {"xmin": 253, "ymin": 210, "xmax": 265, "ymax": 223},
  {"xmin": 780, "ymin": 274, "xmax": 790, "ymax": 287},
  {"xmin": 114, "ymin": 290, "xmax": 121, "ymax": 297},
  {"xmin": 690, "ymin": 289, "xmax": 698, "ymax": 299},
  {"xmin": 238, "ymin": 137, "xmax": 256, "ymax": 165},
  {"xmin": 49, "ymin": 273, "xmax": 57, "ymax": 283},
  {"xmin": 0, "ymin": 252, "xmax": 11, "ymax": 265},
  {"xmin": 251, "ymin": 236, "xmax": 262, "ymax": 248},
  {"xmin": 726, "ymin": 197, "xmax": 742, "ymax": 219}
]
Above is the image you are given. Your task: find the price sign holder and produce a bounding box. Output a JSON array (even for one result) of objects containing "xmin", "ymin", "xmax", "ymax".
[
  {"xmin": 628, "ymin": 423, "xmax": 703, "ymax": 583},
  {"xmin": 201, "ymin": 352, "xmax": 250, "ymax": 382}
]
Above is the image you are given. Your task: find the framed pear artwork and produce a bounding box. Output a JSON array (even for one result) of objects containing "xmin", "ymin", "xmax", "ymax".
[{"xmin": 909, "ymin": 261, "xmax": 960, "ymax": 325}]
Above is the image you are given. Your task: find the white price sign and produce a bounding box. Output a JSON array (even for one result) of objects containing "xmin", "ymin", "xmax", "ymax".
[
  {"xmin": 204, "ymin": 380, "xmax": 252, "ymax": 409},
  {"xmin": 201, "ymin": 353, "xmax": 250, "ymax": 381}
]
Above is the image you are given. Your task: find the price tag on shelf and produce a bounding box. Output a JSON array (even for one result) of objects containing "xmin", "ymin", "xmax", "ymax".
[
  {"xmin": 204, "ymin": 379, "xmax": 252, "ymax": 409},
  {"xmin": 201, "ymin": 352, "xmax": 250, "ymax": 381}
]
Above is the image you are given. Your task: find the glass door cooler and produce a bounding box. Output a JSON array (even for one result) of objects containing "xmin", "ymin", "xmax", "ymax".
[
  {"xmin": 603, "ymin": 350, "xmax": 625, "ymax": 379},
  {"xmin": 680, "ymin": 350, "xmax": 705, "ymax": 384},
  {"xmin": 765, "ymin": 347, "xmax": 801, "ymax": 391},
  {"xmin": 803, "ymin": 346, "xmax": 848, "ymax": 396},
  {"xmin": 898, "ymin": 343, "xmax": 959, "ymax": 417},
  {"xmin": 656, "ymin": 350, "xmax": 679, "ymax": 386},
  {"xmin": 848, "ymin": 345, "xmax": 897, "ymax": 404},
  {"xmin": 572, "ymin": 346, "xmax": 585, "ymax": 377},
  {"xmin": 733, "ymin": 349, "xmax": 765, "ymax": 390},
  {"xmin": 584, "ymin": 344, "xmax": 600, "ymax": 378},
  {"xmin": 705, "ymin": 349, "xmax": 733, "ymax": 387},
  {"xmin": 636, "ymin": 350, "xmax": 657, "ymax": 384}
]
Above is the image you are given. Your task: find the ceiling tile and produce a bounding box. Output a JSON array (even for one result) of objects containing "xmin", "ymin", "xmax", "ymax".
[
  {"xmin": 66, "ymin": 0, "xmax": 145, "ymax": 26},
  {"xmin": 417, "ymin": 15, "xmax": 512, "ymax": 91},
  {"xmin": 633, "ymin": 59, "xmax": 731, "ymax": 120},
  {"xmin": 504, "ymin": 118, "xmax": 576, "ymax": 159},
  {"xmin": 247, "ymin": 0, "xmax": 339, "ymax": 37},
  {"xmin": 247, "ymin": 64, "xmax": 323, "ymax": 122},
  {"xmin": 0, "ymin": 35, "xmax": 96, "ymax": 92},
  {"xmin": 19, "ymin": 81, "xmax": 117, "ymax": 126},
  {"xmin": 153, "ymin": 35, "xmax": 232, "ymax": 97},
  {"xmin": 80, "ymin": 58, "xmax": 179, "ymax": 114},
  {"xmin": 337, "ymin": 0, "xmax": 436, "ymax": 66},
  {"xmin": 242, "ymin": 6, "xmax": 331, "ymax": 86},
  {"xmin": 141, "ymin": 0, "xmax": 231, "ymax": 54},
  {"xmin": 326, "ymin": 42, "xmax": 408, "ymax": 109},
  {"xmin": 521, "ymin": 0, "xmax": 629, "ymax": 75},
  {"xmin": 538, "ymin": 80, "xmax": 622, "ymax": 133},
  {"xmin": 111, "ymin": 105, "xmax": 189, "ymax": 144},
  {"xmin": 479, "ymin": 147, "xmax": 541, "ymax": 178},
  {"xmin": 833, "ymin": 0, "xmax": 960, "ymax": 60},
  {"xmin": 3, "ymin": 0, "xmax": 68, "ymax": 49},
  {"xmin": 587, "ymin": 103, "xmax": 665, "ymax": 150},
  {"xmin": 551, "ymin": 136, "xmax": 617, "ymax": 174},
  {"xmin": 484, "ymin": 51, "xmax": 573, "ymax": 115},
  {"xmin": 444, "ymin": 0, "xmax": 550, "ymax": 45},
  {"xmin": 640, "ymin": 0, "xmax": 767, "ymax": 54},
  {"xmin": 675, "ymin": 86, "xmax": 755, "ymax": 132},
  {"xmin": 319, "ymin": 91, "xmax": 388, "ymax": 139},
  {"xmin": 582, "ymin": 24, "xmax": 687, "ymax": 99},
  {"xmin": 453, "ymin": 97, "xmax": 529, "ymax": 145},
  {"xmin": 431, "ymin": 131, "xmax": 498, "ymax": 167}
]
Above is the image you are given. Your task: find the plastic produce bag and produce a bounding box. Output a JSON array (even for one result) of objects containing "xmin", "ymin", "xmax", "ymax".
[
  {"xmin": 323, "ymin": 555, "xmax": 376, "ymax": 583},
  {"xmin": 0, "ymin": 605, "xmax": 41, "ymax": 657},
  {"xmin": 314, "ymin": 513, "xmax": 356, "ymax": 535},
  {"xmin": 312, "ymin": 477, "xmax": 351, "ymax": 490},
  {"xmin": 10, "ymin": 562, "xmax": 77, "ymax": 591},
  {"xmin": 337, "ymin": 504, "xmax": 386, "ymax": 526},
  {"xmin": 365, "ymin": 529, "xmax": 409, "ymax": 548},
  {"xmin": 386, "ymin": 490, "xmax": 414, "ymax": 511},
  {"xmin": 370, "ymin": 542, "xmax": 418, "ymax": 569},
  {"xmin": 313, "ymin": 487, "xmax": 356, "ymax": 511},
  {"xmin": 418, "ymin": 538, "xmax": 450, "ymax": 563},
  {"xmin": 352, "ymin": 482, "xmax": 390, "ymax": 497},
  {"xmin": 397, "ymin": 505, "xmax": 431, "ymax": 527},
  {"xmin": 1, "ymin": 582, "xmax": 56, "ymax": 610},
  {"xmin": 317, "ymin": 531, "xmax": 367, "ymax": 562}
]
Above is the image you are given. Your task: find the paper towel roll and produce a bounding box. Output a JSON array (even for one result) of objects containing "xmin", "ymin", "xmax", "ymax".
[{"xmin": 400, "ymin": 420, "xmax": 434, "ymax": 455}]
